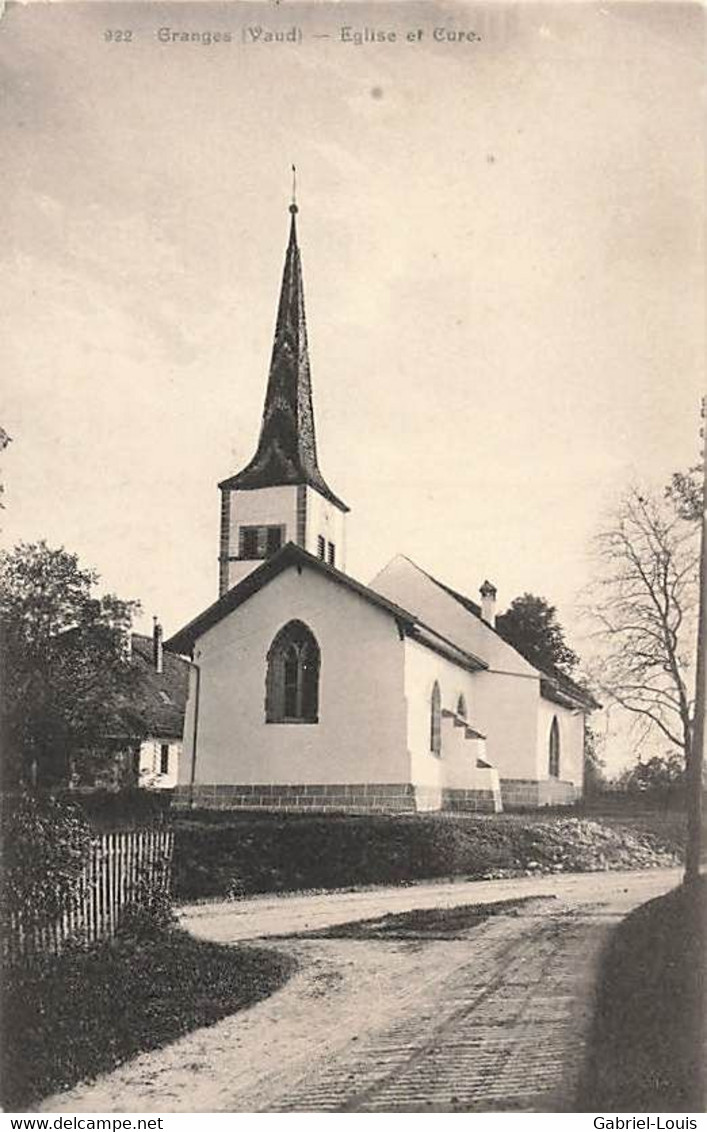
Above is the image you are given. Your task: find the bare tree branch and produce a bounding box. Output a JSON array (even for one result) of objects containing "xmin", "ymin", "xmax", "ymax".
[{"xmin": 586, "ymin": 483, "xmax": 699, "ymax": 762}]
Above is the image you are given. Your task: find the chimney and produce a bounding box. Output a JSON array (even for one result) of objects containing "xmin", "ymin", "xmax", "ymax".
[
  {"xmin": 479, "ymin": 580, "xmax": 497, "ymax": 627},
  {"xmin": 153, "ymin": 616, "xmax": 164, "ymax": 674}
]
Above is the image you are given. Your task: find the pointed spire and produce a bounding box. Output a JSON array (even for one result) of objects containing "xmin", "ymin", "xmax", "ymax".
[{"xmin": 220, "ymin": 188, "xmax": 348, "ymax": 512}]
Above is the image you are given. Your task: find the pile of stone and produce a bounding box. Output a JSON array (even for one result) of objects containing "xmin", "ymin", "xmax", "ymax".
[{"xmin": 484, "ymin": 819, "xmax": 680, "ymax": 879}]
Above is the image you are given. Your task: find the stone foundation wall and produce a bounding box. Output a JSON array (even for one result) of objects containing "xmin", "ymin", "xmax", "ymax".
[
  {"xmin": 500, "ymin": 779, "xmax": 541, "ymax": 808},
  {"xmin": 172, "ymin": 782, "xmax": 417, "ymax": 813},
  {"xmin": 501, "ymin": 777, "xmax": 579, "ymax": 809},
  {"xmin": 539, "ymin": 778, "xmax": 579, "ymax": 807},
  {"xmin": 441, "ymin": 788, "xmax": 499, "ymax": 814},
  {"xmin": 174, "ymin": 780, "xmax": 578, "ymax": 813}
]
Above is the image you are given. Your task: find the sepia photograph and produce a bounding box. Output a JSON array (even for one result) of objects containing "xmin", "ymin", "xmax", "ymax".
[{"xmin": 0, "ymin": 0, "xmax": 705, "ymax": 1117}]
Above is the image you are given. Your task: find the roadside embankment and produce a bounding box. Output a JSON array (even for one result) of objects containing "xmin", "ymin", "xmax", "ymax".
[{"xmin": 172, "ymin": 810, "xmax": 682, "ymax": 901}]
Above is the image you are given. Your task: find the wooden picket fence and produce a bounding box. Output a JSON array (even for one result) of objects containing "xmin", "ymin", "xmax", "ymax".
[{"xmin": 4, "ymin": 827, "xmax": 174, "ymax": 963}]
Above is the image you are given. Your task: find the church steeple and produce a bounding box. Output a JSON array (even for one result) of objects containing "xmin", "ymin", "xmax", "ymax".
[
  {"xmin": 219, "ymin": 195, "xmax": 347, "ymax": 511},
  {"xmin": 217, "ymin": 186, "xmax": 349, "ymax": 596}
]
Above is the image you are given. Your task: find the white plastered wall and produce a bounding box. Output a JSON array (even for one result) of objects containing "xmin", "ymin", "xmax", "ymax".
[
  {"xmin": 403, "ymin": 637, "xmax": 483, "ymax": 796},
  {"xmin": 375, "ymin": 556, "xmax": 542, "ymax": 781},
  {"xmin": 226, "ymin": 485, "xmax": 299, "ymax": 588},
  {"xmin": 138, "ymin": 738, "xmax": 181, "ymax": 789},
  {"xmin": 536, "ymin": 698, "xmax": 585, "ymax": 788},
  {"xmin": 472, "ymin": 668, "xmax": 541, "ymax": 779},
  {"xmin": 402, "ymin": 638, "xmax": 541, "ymax": 785},
  {"xmin": 180, "ymin": 564, "xmax": 408, "ymax": 787},
  {"xmin": 304, "ymin": 486, "xmax": 347, "ymax": 570}
]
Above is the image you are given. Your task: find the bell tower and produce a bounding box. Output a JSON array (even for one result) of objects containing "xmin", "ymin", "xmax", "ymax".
[{"xmin": 218, "ymin": 185, "xmax": 349, "ymax": 596}]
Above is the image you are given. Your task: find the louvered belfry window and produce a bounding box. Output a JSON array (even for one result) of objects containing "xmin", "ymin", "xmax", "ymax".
[
  {"xmin": 239, "ymin": 525, "xmax": 284, "ymax": 560},
  {"xmin": 266, "ymin": 620, "xmax": 320, "ymax": 723}
]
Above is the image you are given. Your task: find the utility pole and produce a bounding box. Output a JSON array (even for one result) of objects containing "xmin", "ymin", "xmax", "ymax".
[{"xmin": 685, "ymin": 413, "xmax": 706, "ymax": 885}]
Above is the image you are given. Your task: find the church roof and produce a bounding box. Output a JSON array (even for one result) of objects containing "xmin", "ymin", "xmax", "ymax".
[
  {"xmin": 166, "ymin": 548, "xmax": 595, "ymax": 710},
  {"xmin": 371, "ymin": 555, "xmax": 533, "ymax": 675},
  {"xmin": 539, "ymin": 671, "xmax": 601, "ymax": 712},
  {"xmin": 219, "ymin": 204, "xmax": 348, "ymax": 512},
  {"xmin": 424, "ymin": 572, "xmax": 482, "ymax": 618},
  {"xmin": 371, "ymin": 555, "xmax": 598, "ymax": 712},
  {"xmin": 165, "ymin": 542, "xmax": 487, "ymax": 676}
]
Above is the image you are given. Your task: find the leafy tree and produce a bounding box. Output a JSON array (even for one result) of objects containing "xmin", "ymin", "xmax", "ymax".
[
  {"xmin": 1, "ymin": 792, "xmax": 92, "ymax": 941},
  {"xmin": 0, "ymin": 541, "xmax": 145, "ymax": 789},
  {"xmin": 496, "ymin": 593, "xmax": 580, "ymax": 677},
  {"xmin": 616, "ymin": 753, "xmax": 684, "ymax": 795},
  {"xmin": 587, "ymin": 484, "xmax": 699, "ymax": 764},
  {"xmin": 666, "ymin": 465, "xmax": 703, "ymax": 523}
]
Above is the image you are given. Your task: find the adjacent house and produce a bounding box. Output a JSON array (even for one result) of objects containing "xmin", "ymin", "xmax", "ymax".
[
  {"xmin": 69, "ymin": 621, "xmax": 190, "ymax": 792},
  {"xmin": 130, "ymin": 623, "xmax": 189, "ymax": 790}
]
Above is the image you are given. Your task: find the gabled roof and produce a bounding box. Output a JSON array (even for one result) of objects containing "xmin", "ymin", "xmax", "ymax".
[
  {"xmin": 166, "ymin": 544, "xmax": 597, "ymax": 711},
  {"xmin": 165, "ymin": 542, "xmax": 488, "ymax": 675},
  {"xmin": 428, "ymin": 566, "xmax": 598, "ymax": 709},
  {"xmin": 426, "ymin": 573, "xmax": 481, "ymax": 618},
  {"xmin": 219, "ymin": 205, "xmax": 348, "ymax": 512},
  {"xmin": 125, "ymin": 635, "xmax": 190, "ymax": 739},
  {"xmin": 166, "ymin": 543, "xmax": 412, "ymax": 654},
  {"xmin": 48, "ymin": 626, "xmax": 191, "ymax": 742},
  {"xmin": 371, "ymin": 555, "xmax": 536, "ymax": 679},
  {"xmin": 371, "ymin": 554, "xmax": 599, "ymax": 712}
]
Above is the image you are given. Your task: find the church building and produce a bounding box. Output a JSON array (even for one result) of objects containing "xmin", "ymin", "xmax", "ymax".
[{"xmin": 166, "ymin": 197, "xmax": 595, "ymax": 813}]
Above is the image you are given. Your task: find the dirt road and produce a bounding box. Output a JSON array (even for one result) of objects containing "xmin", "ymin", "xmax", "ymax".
[{"xmin": 40, "ymin": 868, "xmax": 680, "ymax": 1113}]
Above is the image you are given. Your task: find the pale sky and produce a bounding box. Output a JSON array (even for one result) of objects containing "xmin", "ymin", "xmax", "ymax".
[{"xmin": 1, "ymin": 1, "xmax": 704, "ymax": 768}]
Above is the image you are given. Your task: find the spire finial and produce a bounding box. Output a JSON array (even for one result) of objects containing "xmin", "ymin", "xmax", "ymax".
[{"xmin": 290, "ymin": 164, "xmax": 298, "ymax": 215}]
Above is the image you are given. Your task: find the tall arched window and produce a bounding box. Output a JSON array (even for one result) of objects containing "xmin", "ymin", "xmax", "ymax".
[
  {"xmin": 266, "ymin": 620, "xmax": 320, "ymax": 723},
  {"xmin": 456, "ymin": 693, "xmax": 467, "ymax": 720},
  {"xmin": 548, "ymin": 716, "xmax": 560, "ymax": 778},
  {"xmin": 430, "ymin": 681, "xmax": 442, "ymax": 756}
]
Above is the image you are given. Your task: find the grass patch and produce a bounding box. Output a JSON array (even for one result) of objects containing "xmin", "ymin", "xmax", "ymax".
[
  {"xmin": 172, "ymin": 810, "xmax": 681, "ymax": 902},
  {"xmin": 577, "ymin": 877, "xmax": 706, "ymax": 1112},
  {"xmin": 0, "ymin": 929, "xmax": 295, "ymax": 1111},
  {"xmin": 296, "ymin": 896, "xmax": 550, "ymax": 940}
]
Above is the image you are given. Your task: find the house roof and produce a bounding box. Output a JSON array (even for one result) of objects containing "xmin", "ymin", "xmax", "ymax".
[
  {"xmin": 165, "ymin": 542, "xmax": 488, "ymax": 675},
  {"xmin": 219, "ymin": 205, "xmax": 348, "ymax": 512},
  {"xmin": 123, "ymin": 634, "xmax": 190, "ymax": 739}
]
